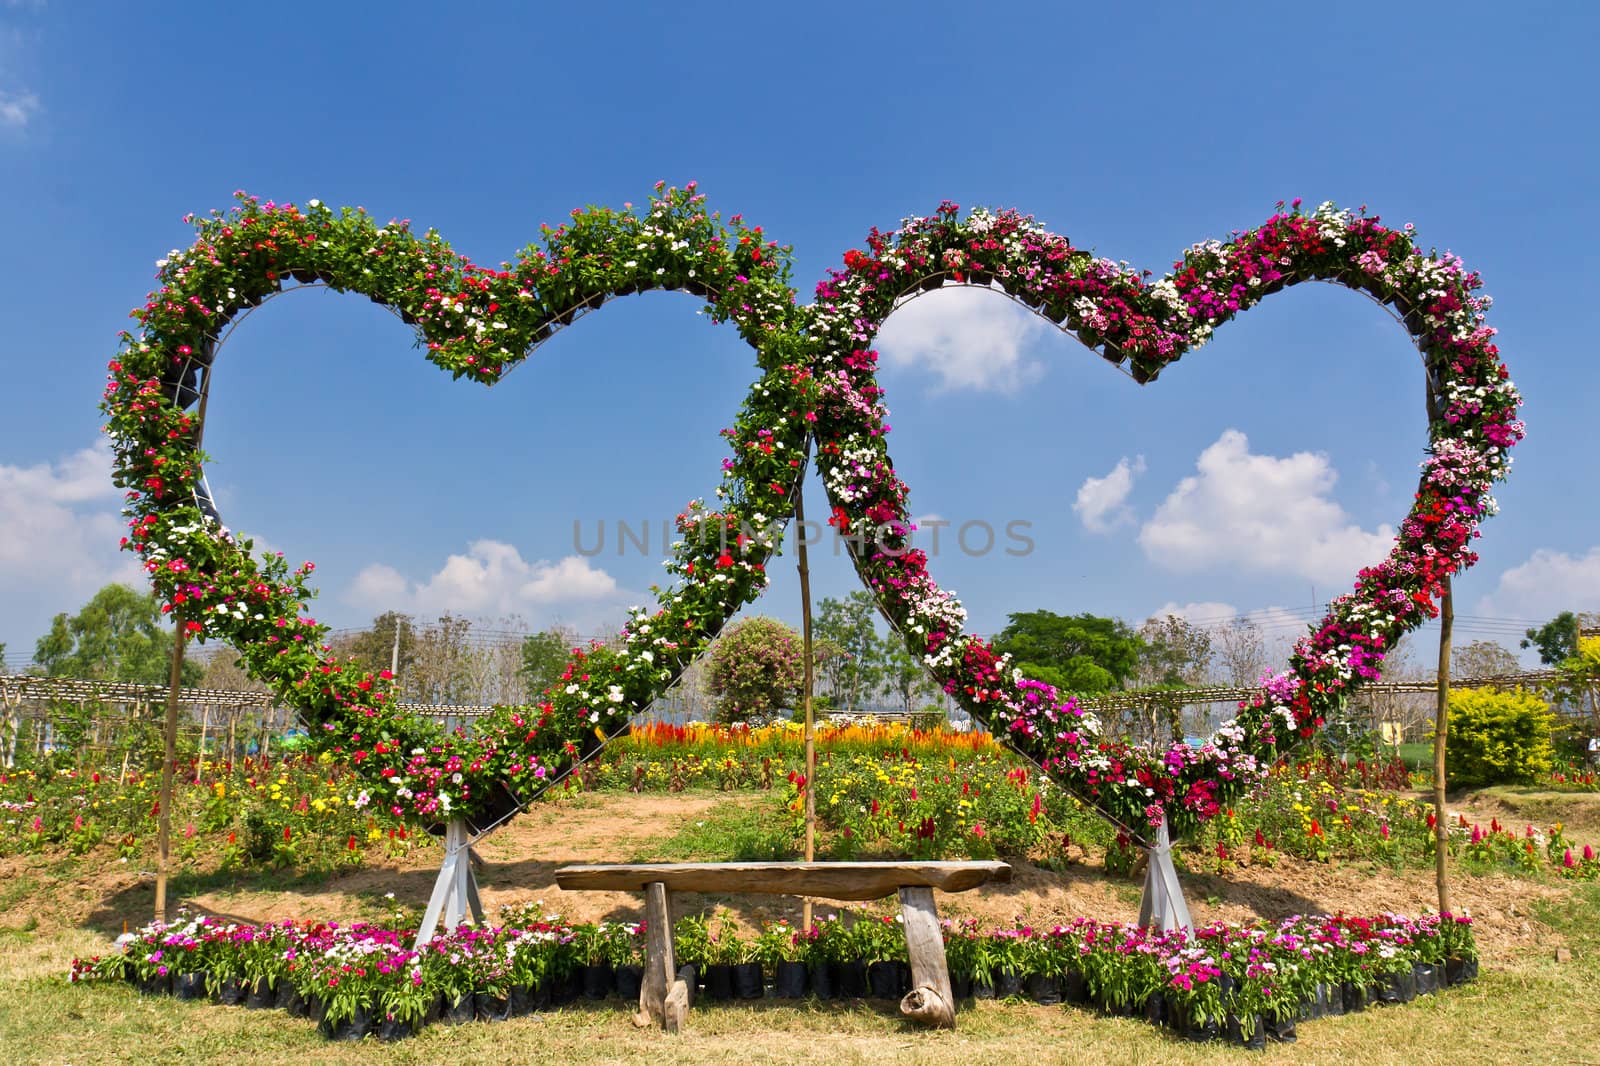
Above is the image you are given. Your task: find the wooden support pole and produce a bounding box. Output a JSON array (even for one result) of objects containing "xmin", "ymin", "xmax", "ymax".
[
  {"xmin": 195, "ymin": 706, "xmax": 209, "ymax": 782},
  {"xmin": 634, "ymin": 881, "xmax": 685, "ymax": 1032},
  {"xmin": 1433, "ymin": 579, "xmax": 1453, "ymax": 915},
  {"xmin": 794, "ymin": 469, "xmax": 817, "ymax": 932},
  {"xmin": 154, "ymin": 621, "xmax": 188, "ymax": 924},
  {"xmin": 898, "ymin": 885, "xmax": 956, "ymax": 1028}
]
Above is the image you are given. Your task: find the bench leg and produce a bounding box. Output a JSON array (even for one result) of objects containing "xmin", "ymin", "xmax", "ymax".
[
  {"xmin": 634, "ymin": 881, "xmax": 687, "ymax": 1032},
  {"xmin": 897, "ymin": 885, "xmax": 956, "ymax": 1029}
]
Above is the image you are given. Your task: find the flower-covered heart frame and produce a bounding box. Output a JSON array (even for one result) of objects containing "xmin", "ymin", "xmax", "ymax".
[
  {"xmin": 810, "ymin": 199, "xmax": 1522, "ymax": 835},
  {"xmin": 104, "ymin": 183, "xmax": 814, "ymax": 823},
  {"xmin": 105, "ymin": 188, "xmax": 1521, "ymax": 837}
]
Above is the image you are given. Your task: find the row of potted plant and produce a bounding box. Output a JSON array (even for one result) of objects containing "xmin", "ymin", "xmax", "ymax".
[{"xmin": 73, "ymin": 907, "xmax": 1475, "ymax": 1047}]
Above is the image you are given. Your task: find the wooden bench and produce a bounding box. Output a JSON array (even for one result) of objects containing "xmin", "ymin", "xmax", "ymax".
[{"xmin": 553, "ymin": 860, "xmax": 1011, "ymax": 1032}]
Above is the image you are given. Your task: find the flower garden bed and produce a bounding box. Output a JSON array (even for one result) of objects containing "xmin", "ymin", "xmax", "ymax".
[
  {"xmin": 0, "ymin": 753, "xmax": 422, "ymax": 868},
  {"xmin": 73, "ymin": 908, "xmax": 1477, "ymax": 1049}
]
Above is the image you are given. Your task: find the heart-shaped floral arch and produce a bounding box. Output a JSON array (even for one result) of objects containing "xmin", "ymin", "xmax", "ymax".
[
  {"xmin": 104, "ymin": 183, "xmax": 814, "ymax": 824},
  {"xmin": 810, "ymin": 199, "xmax": 1522, "ymax": 834},
  {"xmin": 104, "ymin": 188, "xmax": 1521, "ymax": 838}
]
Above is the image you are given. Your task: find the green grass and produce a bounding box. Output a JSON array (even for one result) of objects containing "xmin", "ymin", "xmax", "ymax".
[
  {"xmin": 627, "ymin": 796, "xmax": 800, "ymax": 863},
  {"xmin": 2, "ymin": 948, "xmax": 1594, "ymax": 1066},
  {"xmin": 1396, "ymin": 742, "xmax": 1433, "ymax": 770}
]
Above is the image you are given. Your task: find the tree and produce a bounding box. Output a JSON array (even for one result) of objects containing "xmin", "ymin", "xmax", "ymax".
[
  {"xmin": 815, "ymin": 592, "xmax": 885, "ymax": 712},
  {"xmin": 405, "ymin": 613, "xmax": 483, "ymax": 705},
  {"xmin": 706, "ymin": 616, "xmax": 802, "ymax": 724},
  {"xmin": 197, "ymin": 647, "xmax": 268, "ymax": 692},
  {"xmin": 521, "ymin": 627, "xmax": 577, "ymax": 697},
  {"xmin": 882, "ymin": 642, "xmax": 937, "ymax": 716},
  {"xmin": 332, "ymin": 611, "xmax": 419, "ymax": 678},
  {"xmin": 459, "ymin": 614, "xmax": 529, "ymax": 707},
  {"xmin": 1521, "ymin": 612, "xmax": 1600, "ymax": 666},
  {"xmin": 1451, "ymin": 640, "xmax": 1520, "ymax": 681},
  {"xmin": 32, "ymin": 583, "xmax": 201, "ymax": 685},
  {"xmin": 1212, "ymin": 617, "xmax": 1269, "ymax": 687},
  {"xmin": 1135, "ymin": 615, "xmax": 1212, "ymax": 687},
  {"xmin": 1556, "ymin": 635, "xmax": 1600, "ymax": 734},
  {"xmin": 990, "ymin": 610, "xmax": 1142, "ymax": 694}
]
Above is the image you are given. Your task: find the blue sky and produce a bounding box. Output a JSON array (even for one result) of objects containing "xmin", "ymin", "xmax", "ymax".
[{"xmin": 2, "ymin": 1, "xmax": 1597, "ymax": 674}]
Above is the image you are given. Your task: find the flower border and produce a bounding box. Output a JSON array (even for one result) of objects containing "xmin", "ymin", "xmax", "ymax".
[
  {"xmin": 103, "ymin": 183, "xmax": 813, "ymax": 821},
  {"xmin": 808, "ymin": 199, "xmax": 1523, "ymax": 835}
]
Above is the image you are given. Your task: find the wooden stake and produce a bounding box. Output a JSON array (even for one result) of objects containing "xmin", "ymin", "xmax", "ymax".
[
  {"xmin": 195, "ymin": 706, "xmax": 209, "ymax": 782},
  {"xmin": 1433, "ymin": 579, "xmax": 1453, "ymax": 915},
  {"xmin": 795, "ymin": 464, "xmax": 817, "ymax": 932},
  {"xmin": 154, "ymin": 620, "xmax": 188, "ymax": 924}
]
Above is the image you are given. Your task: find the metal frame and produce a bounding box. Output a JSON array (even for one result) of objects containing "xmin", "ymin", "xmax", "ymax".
[
  {"xmin": 414, "ymin": 818, "xmax": 484, "ymax": 946},
  {"xmin": 1136, "ymin": 820, "xmax": 1193, "ymax": 933}
]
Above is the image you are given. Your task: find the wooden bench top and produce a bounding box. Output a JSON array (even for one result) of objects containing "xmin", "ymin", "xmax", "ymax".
[{"xmin": 554, "ymin": 860, "xmax": 1011, "ymax": 901}]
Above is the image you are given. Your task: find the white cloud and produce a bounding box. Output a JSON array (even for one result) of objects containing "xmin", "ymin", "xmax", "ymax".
[
  {"xmin": 0, "ymin": 440, "xmax": 143, "ymax": 656},
  {"xmin": 1138, "ymin": 429, "xmax": 1394, "ymax": 585},
  {"xmin": 1148, "ymin": 601, "xmax": 1239, "ymax": 627},
  {"xmin": 0, "ymin": 89, "xmax": 37, "ymax": 130},
  {"xmin": 345, "ymin": 540, "xmax": 625, "ymax": 620},
  {"xmin": 1476, "ymin": 547, "xmax": 1600, "ymax": 619},
  {"xmin": 876, "ymin": 286, "xmax": 1048, "ymax": 393},
  {"xmin": 1074, "ymin": 455, "xmax": 1145, "ymax": 533}
]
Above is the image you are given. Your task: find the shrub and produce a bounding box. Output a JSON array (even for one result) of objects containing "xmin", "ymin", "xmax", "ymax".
[
  {"xmin": 1443, "ymin": 687, "xmax": 1557, "ymax": 787},
  {"xmin": 707, "ymin": 616, "xmax": 802, "ymax": 724}
]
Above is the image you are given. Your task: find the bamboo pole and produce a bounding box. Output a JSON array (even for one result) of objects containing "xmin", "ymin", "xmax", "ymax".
[
  {"xmin": 1432, "ymin": 579, "xmax": 1453, "ymax": 915},
  {"xmin": 795, "ymin": 468, "xmax": 817, "ymax": 932},
  {"xmin": 155, "ymin": 354, "xmax": 209, "ymax": 925},
  {"xmin": 195, "ymin": 706, "xmax": 209, "ymax": 782},
  {"xmin": 154, "ymin": 621, "xmax": 188, "ymax": 924}
]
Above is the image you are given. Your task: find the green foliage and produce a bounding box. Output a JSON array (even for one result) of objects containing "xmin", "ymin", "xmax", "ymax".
[
  {"xmin": 334, "ymin": 611, "xmax": 417, "ymax": 677},
  {"xmin": 990, "ymin": 610, "xmax": 1143, "ymax": 694},
  {"xmin": 672, "ymin": 913, "xmax": 714, "ymax": 968},
  {"xmin": 1445, "ymin": 686, "xmax": 1557, "ymax": 787},
  {"xmin": 707, "ymin": 616, "xmax": 802, "ymax": 724},
  {"xmin": 631, "ymin": 796, "xmax": 798, "ymax": 862},
  {"xmin": 1523, "ymin": 611, "xmax": 1582, "ymax": 666},
  {"xmin": 881, "ymin": 641, "xmax": 936, "ymax": 714},
  {"xmin": 815, "ymin": 592, "xmax": 885, "ymax": 711},
  {"xmin": 519, "ymin": 627, "xmax": 574, "ymax": 696},
  {"xmin": 798, "ymin": 751, "xmax": 1110, "ymax": 860},
  {"xmin": 0, "ymin": 752, "xmax": 422, "ymax": 869},
  {"xmin": 32, "ymin": 583, "xmax": 202, "ymax": 685}
]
